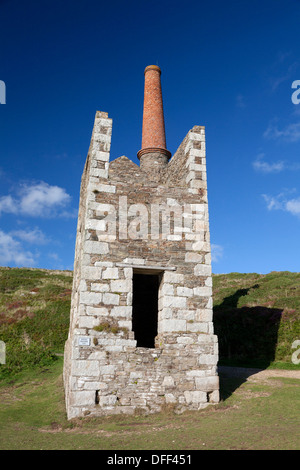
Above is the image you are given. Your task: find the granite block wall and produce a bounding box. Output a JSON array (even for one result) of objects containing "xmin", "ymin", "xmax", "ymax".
[{"xmin": 63, "ymin": 111, "xmax": 219, "ymax": 419}]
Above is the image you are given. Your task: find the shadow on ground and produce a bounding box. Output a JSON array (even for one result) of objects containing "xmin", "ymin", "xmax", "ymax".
[
  {"xmin": 213, "ymin": 285, "xmax": 284, "ymax": 399},
  {"xmin": 217, "ymin": 366, "xmax": 265, "ymax": 400}
]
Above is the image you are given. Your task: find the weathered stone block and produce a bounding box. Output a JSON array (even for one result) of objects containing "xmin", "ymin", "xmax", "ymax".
[
  {"xmin": 187, "ymin": 322, "xmax": 208, "ymax": 333},
  {"xmin": 102, "ymin": 268, "xmax": 119, "ymax": 279},
  {"xmin": 78, "ymin": 316, "xmax": 97, "ymax": 328},
  {"xmin": 162, "ymin": 376, "xmax": 175, "ymax": 387},
  {"xmin": 161, "ymin": 283, "xmax": 175, "ymax": 295},
  {"xmin": 195, "ymin": 376, "xmax": 219, "ymax": 391},
  {"xmin": 95, "ymin": 151, "xmax": 110, "ymax": 161},
  {"xmin": 110, "ymin": 306, "xmax": 132, "ymax": 318},
  {"xmin": 84, "ymin": 241, "xmax": 109, "ymax": 255},
  {"xmin": 159, "ymin": 319, "xmax": 187, "ymax": 333},
  {"xmin": 184, "ymin": 390, "xmax": 207, "ymax": 405},
  {"xmin": 73, "ymin": 360, "xmax": 100, "ymax": 377},
  {"xmin": 99, "ymin": 395, "xmax": 117, "ymax": 406},
  {"xmin": 195, "ymin": 309, "xmax": 212, "ymax": 322},
  {"xmin": 163, "ymin": 272, "xmax": 184, "ymax": 284},
  {"xmin": 69, "ymin": 391, "xmax": 95, "ymax": 406},
  {"xmin": 165, "ymin": 393, "xmax": 176, "ymax": 403},
  {"xmin": 91, "ymin": 283, "xmax": 109, "ymax": 292},
  {"xmin": 194, "ymin": 264, "xmax": 211, "ymax": 276},
  {"xmin": 193, "ymin": 286, "xmax": 212, "ymax": 296},
  {"xmin": 198, "ymin": 354, "xmax": 218, "ymax": 365},
  {"xmin": 177, "ymin": 286, "xmax": 193, "ymax": 297},
  {"xmin": 208, "ymin": 390, "xmax": 220, "ymax": 403},
  {"xmin": 110, "ymin": 279, "xmax": 131, "ymax": 292},
  {"xmin": 86, "ymin": 306, "xmax": 108, "ymax": 316},
  {"xmin": 102, "ymin": 293, "xmax": 120, "ymax": 305},
  {"xmin": 99, "ymin": 365, "xmax": 116, "ymax": 375},
  {"xmin": 81, "ymin": 266, "xmax": 102, "ymax": 280},
  {"xmin": 80, "ymin": 292, "xmax": 102, "ymax": 305},
  {"xmin": 162, "ymin": 296, "xmax": 187, "ymax": 308},
  {"xmin": 185, "ymin": 252, "xmax": 204, "ymax": 263},
  {"xmin": 98, "ymin": 184, "xmax": 116, "ymax": 193}
]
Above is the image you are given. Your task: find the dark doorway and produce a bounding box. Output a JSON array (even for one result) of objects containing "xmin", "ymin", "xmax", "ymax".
[{"xmin": 132, "ymin": 273, "xmax": 159, "ymax": 348}]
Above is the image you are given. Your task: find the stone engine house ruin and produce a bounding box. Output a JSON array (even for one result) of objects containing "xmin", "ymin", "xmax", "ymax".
[{"xmin": 63, "ymin": 65, "xmax": 219, "ymax": 419}]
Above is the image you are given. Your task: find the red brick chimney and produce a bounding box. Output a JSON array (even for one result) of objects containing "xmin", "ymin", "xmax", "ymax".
[{"xmin": 137, "ymin": 65, "xmax": 171, "ymax": 177}]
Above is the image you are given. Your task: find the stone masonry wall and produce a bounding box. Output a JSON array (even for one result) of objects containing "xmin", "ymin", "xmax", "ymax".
[{"xmin": 63, "ymin": 111, "xmax": 219, "ymax": 419}]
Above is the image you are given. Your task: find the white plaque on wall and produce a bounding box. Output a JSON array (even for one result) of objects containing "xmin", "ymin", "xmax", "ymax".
[{"xmin": 78, "ymin": 336, "xmax": 91, "ymax": 346}]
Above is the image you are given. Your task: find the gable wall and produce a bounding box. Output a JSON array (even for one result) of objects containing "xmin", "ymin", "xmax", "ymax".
[{"xmin": 63, "ymin": 111, "xmax": 219, "ymax": 419}]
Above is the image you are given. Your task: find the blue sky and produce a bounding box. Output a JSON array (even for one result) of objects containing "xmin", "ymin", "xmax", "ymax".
[{"xmin": 0, "ymin": 0, "xmax": 300, "ymax": 274}]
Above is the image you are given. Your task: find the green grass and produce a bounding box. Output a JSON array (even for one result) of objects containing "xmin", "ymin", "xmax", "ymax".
[
  {"xmin": 0, "ymin": 267, "xmax": 72, "ymax": 378},
  {"xmin": 0, "ymin": 268, "xmax": 299, "ymax": 449},
  {"xmin": 213, "ymin": 271, "xmax": 300, "ymax": 368},
  {"xmin": 0, "ymin": 357, "xmax": 299, "ymax": 450},
  {"xmin": 0, "ymin": 268, "xmax": 299, "ymax": 378}
]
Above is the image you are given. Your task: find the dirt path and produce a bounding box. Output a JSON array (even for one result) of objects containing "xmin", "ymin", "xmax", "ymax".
[{"xmin": 218, "ymin": 366, "xmax": 300, "ymax": 381}]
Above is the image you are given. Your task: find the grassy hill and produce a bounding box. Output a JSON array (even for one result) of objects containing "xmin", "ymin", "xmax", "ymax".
[
  {"xmin": 213, "ymin": 271, "xmax": 300, "ymax": 368},
  {"xmin": 0, "ymin": 267, "xmax": 299, "ymax": 450},
  {"xmin": 0, "ymin": 267, "xmax": 73, "ymax": 377},
  {"xmin": 0, "ymin": 267, "xmax": 299, "ymax": 379}
]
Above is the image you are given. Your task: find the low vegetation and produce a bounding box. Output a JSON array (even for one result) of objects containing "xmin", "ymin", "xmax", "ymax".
[
  {"xmin": 213, "ymin": 271, "xmax": 300, "ymax": 368},
  {"xmin": 93, "ymin": 320, "xmax": 129, "ymax": 336},
  {"xmin": 0, "ymin": 267, "xmax": 299, "ymax": 378},
  {"xmin": 0, "ymin": 357, "xmax": 299, "ymax": 450},
  {"xmin": 0, "ymin": 267, "xmax": 72, "ymax": 378},
  {"xmin": 0, "ymin": 267, "xmax": 299, "ymax": 450}
]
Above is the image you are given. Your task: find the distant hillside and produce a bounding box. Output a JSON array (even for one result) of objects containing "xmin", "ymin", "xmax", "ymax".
[
  {"xmin": 0, "ymin": 267, "xmax": 72, "ymax": 377},
  {"xmin": 213, "ymin": 272, "xmax": 300, "ymax": 367},
  {"xmin": 0, "ymin": 267, "xmax": 299, "ymax": 377}
]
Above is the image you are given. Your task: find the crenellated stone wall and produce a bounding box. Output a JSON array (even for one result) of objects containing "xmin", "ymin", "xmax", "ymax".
[{"xmin": 63, "ymin": 111, "xmax": 219, "ymax": 419}]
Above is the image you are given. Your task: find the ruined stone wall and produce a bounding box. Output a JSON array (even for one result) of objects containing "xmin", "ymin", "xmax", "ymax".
[{"xmin": 63, "ymin": 112, "xmax": 219, "ymax": 419}]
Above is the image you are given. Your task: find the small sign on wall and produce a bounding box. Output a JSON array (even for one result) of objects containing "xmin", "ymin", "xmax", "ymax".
[{"xmin": 78, "ymin": 336, "xmax": 91, "ymax": 346}]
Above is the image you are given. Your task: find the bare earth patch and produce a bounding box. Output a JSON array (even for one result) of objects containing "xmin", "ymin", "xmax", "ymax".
[{"xmin": 218, "ymin": 366, "xmax": 300, "ymax": 381}]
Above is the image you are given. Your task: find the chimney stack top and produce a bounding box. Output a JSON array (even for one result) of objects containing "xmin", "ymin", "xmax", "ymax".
[
  {"xmin": 137, "ymin": 65, "xmax": 171, "ymax": 169},
  {"xmin": 144, "ymin": 65, "xmax": 161, "ymax": 75}
]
